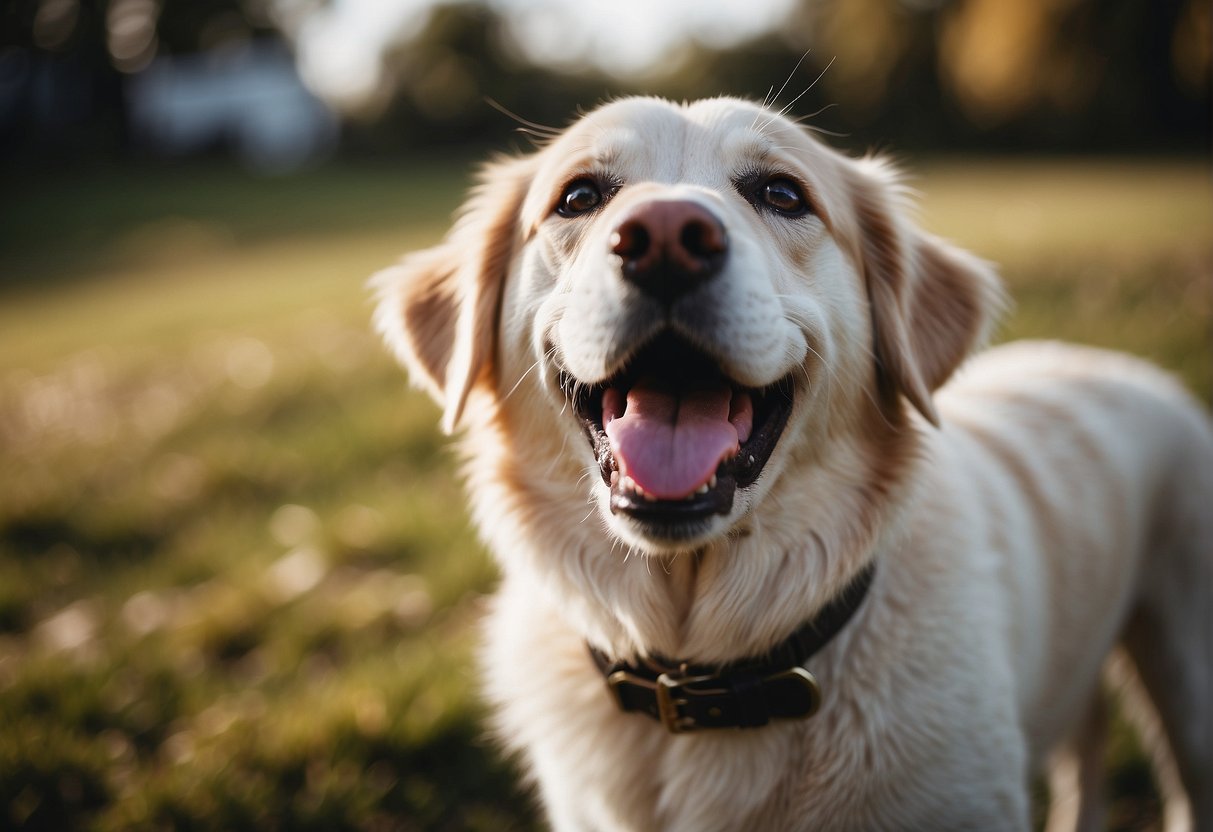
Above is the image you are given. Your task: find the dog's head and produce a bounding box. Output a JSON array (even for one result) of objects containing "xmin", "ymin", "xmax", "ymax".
[{"xmin": 375, "ymin": 97, "xmax": 1002, "ymax": 554}]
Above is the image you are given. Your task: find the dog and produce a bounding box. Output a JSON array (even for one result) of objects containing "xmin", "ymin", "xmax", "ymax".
[{"xmin": 373, "ymin": 97, "xmax": 1213, "ymax": 831}]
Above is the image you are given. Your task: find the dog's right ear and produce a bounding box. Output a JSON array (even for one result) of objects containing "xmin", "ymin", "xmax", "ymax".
[{"xmin": 372, "ymin": 155, "xmax": 535, "ymax": 434}]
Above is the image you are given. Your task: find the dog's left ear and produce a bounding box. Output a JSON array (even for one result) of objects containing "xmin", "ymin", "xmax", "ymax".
[
  {"xmin": 373, "ymin": 154, "xmax": 535, "ymax": 433},
  {"xmin": 845, "ymin": 158, "xmax": 1005, "ymax": 425}
]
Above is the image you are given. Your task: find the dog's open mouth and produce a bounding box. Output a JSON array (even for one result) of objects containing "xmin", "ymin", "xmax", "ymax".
[{"xmin": 560, "ymin": 333, "xmax": 794, "ymax": 530}]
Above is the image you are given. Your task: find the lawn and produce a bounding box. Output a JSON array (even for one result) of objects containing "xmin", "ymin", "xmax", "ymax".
[{"xmin": 0, "ymin": 156, "xmax": 1209, "ymax": 831}]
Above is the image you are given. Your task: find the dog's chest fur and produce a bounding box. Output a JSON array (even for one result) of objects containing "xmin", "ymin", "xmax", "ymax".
[{"xmin": 478, "ymin": 471, "xmax": 1028, "ymax": 831}]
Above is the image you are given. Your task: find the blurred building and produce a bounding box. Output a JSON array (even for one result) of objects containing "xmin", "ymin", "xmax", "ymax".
[
  {"xmin": 127, "ymin": 39, "xmax": 338, "ymax": 173},
  {"xmin": 1, "ymin": 0, "xmax": 339, "ymax": 170}
]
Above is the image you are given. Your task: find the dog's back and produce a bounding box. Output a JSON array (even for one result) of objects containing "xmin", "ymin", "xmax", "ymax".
[{"xmin": 938, "ymin": 340, "xmax": 1213, "ymax": 829}]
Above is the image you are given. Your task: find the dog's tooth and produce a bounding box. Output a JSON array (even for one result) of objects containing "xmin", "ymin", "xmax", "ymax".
[
  {"xmin": 624, "ymin": 476, "xmax": 656, "ymax": 502},
  {"xmin": 709, "ymin": 475, "xmax": 717, "ymax": 488},
  {"xmin": 610, "ymin": 470, "xmax": 619, "ymax": 487},
  {"xmin": 748, "ymin": 455, "xmax": 755, "ymax": 464},
  {"xmin": 628, "ymin": 480, "xmax": 656, "ymax": 501},
  {"xmin": 696, "ymin": 484, "xmax": 709, "ymax": 495}
]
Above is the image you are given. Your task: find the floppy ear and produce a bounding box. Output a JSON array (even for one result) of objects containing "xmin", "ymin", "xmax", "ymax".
[
  {"xmin": 846, "ymin": 158, "xmax": 1005, "ymax": 425},
  {"xmin": 372, "ymin": 155, "xmax": 534, "ymax": 433}
]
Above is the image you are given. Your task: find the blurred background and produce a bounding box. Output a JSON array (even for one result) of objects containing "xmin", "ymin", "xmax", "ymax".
[{"xmin": 0, "ymin": 1, "xmax": 1209, "ymax": 829}]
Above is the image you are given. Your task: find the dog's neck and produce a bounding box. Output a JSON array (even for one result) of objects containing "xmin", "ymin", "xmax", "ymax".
[
  {"xmin": 465, "ymin": 398, "xmax": 921, "ymax": 664},
  {"xmin": 649, "ymin": 548, "xmax": 702, "ymax": 627}
]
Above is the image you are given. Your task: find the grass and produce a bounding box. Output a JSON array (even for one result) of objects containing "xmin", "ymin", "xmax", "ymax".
[{"xmin": 0, "ymin": 155, "xmax": 1210, "ymax": 831}]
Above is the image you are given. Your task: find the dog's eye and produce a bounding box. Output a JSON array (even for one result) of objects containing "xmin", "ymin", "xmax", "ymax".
[
  {"xmin": 735, "ymin": 172, "xmax": 813, "ymax": 218},
  {"xmin": 557, "ymin": 179, "xmax": 603, "ymax": 217},
  {"xmin": 761, "ymin": 178, "xmax": 809, "ymax": 216}
]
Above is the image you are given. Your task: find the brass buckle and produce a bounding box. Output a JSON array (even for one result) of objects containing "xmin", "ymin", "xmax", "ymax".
[
  {"xmin": 607, "ymin": 667, "xmax": 718, "ymax": 733},
  {"xmin": 763, "ymin": 666, "xmax": 823, "ymax": 719},
  {"xmin": 655, "ymin": 672, "xmax": 718, "ymax": 734}
]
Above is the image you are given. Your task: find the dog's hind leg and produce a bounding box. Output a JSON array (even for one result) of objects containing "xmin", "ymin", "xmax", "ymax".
[
  {"xmin": 1118, "ymin": 608, "xmax": 1213, "ymax": 832},
  {"xmin": 1118, "ymin": 421, "xmax": 1213, "ymax": 832},
  {"xmin": 1043, "ymin": 688, "xmax": 1108, "ymax": 832}
]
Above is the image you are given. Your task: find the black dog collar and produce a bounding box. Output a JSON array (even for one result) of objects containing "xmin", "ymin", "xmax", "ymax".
[{"xmin": 588, "ymin": 563, "xmax": 876, "ymax": 733}]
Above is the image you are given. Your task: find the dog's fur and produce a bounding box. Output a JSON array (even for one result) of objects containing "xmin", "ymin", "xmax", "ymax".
[{"xmin": 374, "ymin": 97, "xmax": 1213, "ymax": 831}]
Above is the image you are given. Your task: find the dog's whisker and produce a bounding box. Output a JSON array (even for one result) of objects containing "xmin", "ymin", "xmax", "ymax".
[
  {"xmin": 801, "ymin": 341, "xmax": 831, "ymax": 414},
  {"xmin": 766, "ymin": 49, "xmax": 813, "ymax": 118},
  {"xmin": 774, "ymin": 304, "xmax": 837, "ymax": 414},
  {"xmin": 803, "ymin": 124, "xmax": 850, "ymax": 139},
  {"xmin": 776, "ymin": 56, "xmax": 837, "ymax": 121},
  {"xmin": 792, "ymin": 333, "xmax": 898, "ymax": 431},
  {"xmin": 502, "ymin": 357, "xmax": 544, "ymax": 403},
  {"xmin": 756, "ymin": 74, "xmax": 841, "ymax": 141},
  {"xmin": 548, "ymin": 434, "xmax": 574, "ymax": 480},
  {"xmin": 485, "ymin": 97, "xmax": 562, "ymax": 139},
  {"xmin": 790, "ymin": 102, "xmax": 840, "ymax": 125},
  {"xmin": 577, "ymin": 473, "xmax": 601, "ymax": 505}
]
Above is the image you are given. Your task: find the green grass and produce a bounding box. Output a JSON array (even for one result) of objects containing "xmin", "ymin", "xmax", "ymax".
[{"xmin": 0, "ymin": 156, "xmax": 1209, "ymax": 831}]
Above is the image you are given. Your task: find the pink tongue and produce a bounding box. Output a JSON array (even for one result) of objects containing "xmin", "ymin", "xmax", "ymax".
[{"xmin": 603, "ymin": 380, "xmax": 741, "ymax": 500}]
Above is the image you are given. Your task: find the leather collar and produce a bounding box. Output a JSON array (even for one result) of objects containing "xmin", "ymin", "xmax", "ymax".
[{"xmin": 588, "ymin": 562, "xmax": 876, "ymax": 733}]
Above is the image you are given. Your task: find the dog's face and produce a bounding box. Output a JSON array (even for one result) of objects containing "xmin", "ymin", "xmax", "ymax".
[{"xmin": 376, "ymin": 97, "xmax": 1001, "ymax": 555}]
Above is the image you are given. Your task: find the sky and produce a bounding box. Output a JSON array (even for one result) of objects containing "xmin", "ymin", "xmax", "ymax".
[{"xmin": 276, "ymin": 0, "xmax": 798, "ymax": 111}]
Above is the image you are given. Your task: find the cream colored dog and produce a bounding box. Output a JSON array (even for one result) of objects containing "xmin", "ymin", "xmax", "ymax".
[{"xmin": 374, "ymin": 97, "xmax": 1213, "ymax": 831}]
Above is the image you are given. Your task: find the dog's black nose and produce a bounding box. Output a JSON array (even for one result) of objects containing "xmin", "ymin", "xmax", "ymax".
[{"xmin": 610, "ymin": 200, "xmax": 727, "ymax": 304}]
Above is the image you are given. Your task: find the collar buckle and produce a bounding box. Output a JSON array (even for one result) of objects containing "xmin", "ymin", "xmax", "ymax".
[
  {"xmin": 654, "ymin": 672, "xmax": 719, "ymax": 733},
  {"xmin": 605, "ymin": 667, "xmax": 720, "ymax": 733},
  {"xmin": 591, "ymin": 563, "xmax": 874, "ymax": 732}
]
